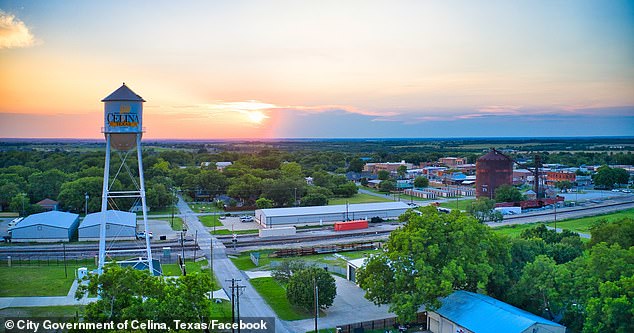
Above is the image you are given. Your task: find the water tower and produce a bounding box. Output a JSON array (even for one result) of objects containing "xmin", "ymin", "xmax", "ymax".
[{"xmin": 98, "ymin": 83, "xmax": 155, "ymax": 275}]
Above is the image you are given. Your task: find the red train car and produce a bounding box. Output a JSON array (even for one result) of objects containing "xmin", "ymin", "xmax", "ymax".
[{"xmin": 334, "ymin": 220, "xmax": 369, "ymax": 231}]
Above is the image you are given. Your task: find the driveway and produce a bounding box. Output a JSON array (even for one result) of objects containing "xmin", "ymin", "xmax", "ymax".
[{"xmin": 285, "ymin": 276, "xmax": 394, "ymax": 332}]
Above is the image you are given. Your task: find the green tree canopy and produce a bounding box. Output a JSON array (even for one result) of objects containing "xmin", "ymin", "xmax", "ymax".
[
  {"xmin": 356, "ymin": 207, "xmax": 500, "ymax": 321},
  {"xmin": 589, "ymin": 217, "xmax": 634, "ymax": 248},
  {"xmin": 287, "ymin": 267, "xmax": 336, "ymax": 311},
  {"xmin": 495, "ymin": 184, "xmax": 524, "ymax": 202},
  {"xmin": 413, "ymin": 176, "xmax": 429, "ymax": 188},
  {"xmin": 593, "ymin": 165, "xmax": 629, "ymax": 189},
  {"xmin": 377, "ymin": 170, "xmax": 390, "ymax": 180}
]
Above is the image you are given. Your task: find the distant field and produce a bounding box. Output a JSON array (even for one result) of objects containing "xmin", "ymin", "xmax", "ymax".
[
  {"xmin": 439, "ymin": 199, "xmax": 475, "ymax": 211},
  {"xmin": 492, "ymin": 208, "xmax": 634, "ymax": 238},
  {"xmin": 329, "ymin": 193, "xmax": 392, "ymax": 205}
]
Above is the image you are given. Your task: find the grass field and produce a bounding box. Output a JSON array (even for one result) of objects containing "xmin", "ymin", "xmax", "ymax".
[
  {"xmin": 210, "ymin": 300, "xmax": 233, "ymax": 317},
  {"xmin": 0, "ymin": 263, "xmax": 96, "ymax": 297},
  {"xmin": 189, "ymin": 203, "xmax": 222, "ymax": 213},
  {"xmin": 0, "ymin": 306, "xmax": 84, "ymax": 318},
  {"xmin": 161, "ymin": 260, "xmax": 208, "ymax": 276},
  {"xmin": 169, "ymin": 217, "xmax": 184, "ymax": 231},
  {"xmin": 199, "ymin": 215, "xmax": 223, "ymax": 227},
  {"xmin": 249, "ymin": 277, "xmax": 313, "ymax": 321},
  {"xmin": 230, "ymin": 248, "xmax": 380, "ymax": 271},
  {"xmin": 212, "ymin": 229, "xmax": 259, "ymax": 236},
  {"xmin": 492, "ymin": 208, "xmax": 634, "ymax": 238},
  {"xmin": 439, "ymin": 199, "xmax": 475, "ymax": 211},
  {"xmin": 329, "ymin": 193, "xmax": 392, "ymax": 205}
]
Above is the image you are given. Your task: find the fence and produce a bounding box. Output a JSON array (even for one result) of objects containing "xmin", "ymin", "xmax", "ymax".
[
  {"xmin": 269, "ymin": 260, "xmax": 347, "ymax": 277},
  {"xmin": 1, "ymin": 253, "xmax": 202, "ymax": 267},
  {"xmin": 336, "ymin": 312, "xmax": 427, "ymax": 333}
]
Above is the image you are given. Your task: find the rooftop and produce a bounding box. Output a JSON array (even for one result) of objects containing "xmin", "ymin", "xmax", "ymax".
[
  {"xmin": 257, "ymin": 202, "xmax": 410, "ymax": 217},
  {"xmin": 80, "ymin": 210, "xmax": 137, "ymax": 228},
  {"xmin": 436, "ymin": 291, "xmax": 565, "ymax": 333},
  {"xmin": 101, "ymin": 83, "xmax": 146, "ymax": 102},
  {"xmin": 11, "ymin": 211, "xmax": 79, "ymax": 230}
]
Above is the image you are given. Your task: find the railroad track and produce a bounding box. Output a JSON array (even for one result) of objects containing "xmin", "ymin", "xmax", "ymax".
[
  {"xmin": 502, "ymin": 200, "xmax": 634, "ymax": 221},
  {"xmin": 0, "ymin": 240, "xmax": 198, "ymax": 256},
  {"xmin": 219, "ymin": 228, "xmax": 393, "ymax": 248}
]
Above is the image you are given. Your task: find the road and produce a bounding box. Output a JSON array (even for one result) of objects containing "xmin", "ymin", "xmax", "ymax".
[{"xmin": 176, "ymin": 196, "xmax": 292, "ymax": 333}]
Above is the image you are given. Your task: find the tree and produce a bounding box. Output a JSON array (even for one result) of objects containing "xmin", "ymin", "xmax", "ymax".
[
  {"xmin": 347, "ymin": 158, "xmax": 365, "ymax": 173},
  {"xmin": 146, "ymin": 183, "xmax": 172, "ymax": 210},
  {"xmin": 495, "ymin": 184, "xmax": 523, "ymax": 203},
  {"xmin": 468, "ymin": 197, "xmax": 496, "ymax": 222},
  {"xmin": 397, "ymin": 165, "xmax": 407, "ymax": 179},
  {"xmin": 301, "ymin": 193, "xmax": 328, "ymax": 206},
  {"xmin": 333, "ymin": 182, "xmax": 358, "ymax": 197},
  {"xmin": 287, "ymin": 267, "xmax": 336, "ymax": 310},
  {"xmin": 583, "ymin": 276, "xmax": 634, "ymax": 333},
  {"xmin": 272, "ymin": 260, "xmax": 307, "ymax": 283},
  {"xmin": 555, "ymin": 180, "xmax": 573, "ymax": 192},
  {"xmin": 589, "ymin": 217, "xmax": 634, "ymax": 248},
  {"xmin": 255, "ymin": 197, "xmax": 274, "ymax": 209},
  {"xmin": 413, "ymin": 176, "xmax": 429, "ymax": 188},
  {"xmin": 28, "ymin": 169, "xmax": 68, "ymax": 200},
  {"xmin": 356, "ymin": 207, "xmax": 500, "ymax": 321},
  {"xmin": 281, "ymin": 162, "xmax": 304, "ymax": 180},
  {"xmin": 593, "ymin": 165, "xmax": 629, "ymax": 189},
  {"xmin": 76, "ymin": 264, "xmax": 214, "ymax": 325},
  {"xmin": 377, "ymin": 170, "xmax": 390, "ymax": 180},
  {"xmin": 378, "ymin": 180, "xmax": 396, "ymax": 193},
  {"xmin": 58, "ymin": 177, "xmax": 111, "ymax": 213}
]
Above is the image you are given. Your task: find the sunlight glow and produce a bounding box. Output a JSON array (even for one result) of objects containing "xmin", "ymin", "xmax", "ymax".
[{"xmin": 247, "ymin": 110, "xmax": 268, "ymax": 124}]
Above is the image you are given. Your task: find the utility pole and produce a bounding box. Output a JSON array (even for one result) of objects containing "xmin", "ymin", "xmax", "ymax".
[
  {"xmin": 225, "ymin": 278, "xmax": 244, "ymax": 333},
  {"xmin": 314, "ymin": 277, "xmax": 319, "ymax": 333},
  {"xmin": 63, "ymin": 243, "xmax": 68, "ymax": 278},
  {"xmin": 193, "ymin": 230, "xmax": 198, "ymax": 261},
  {"xmin": 171, "ymin": 188, "xmax": 175, "ymax": 228},
  {"xmin": 84, "ymin": 192, "xmax": 89, "ymax": 216}
]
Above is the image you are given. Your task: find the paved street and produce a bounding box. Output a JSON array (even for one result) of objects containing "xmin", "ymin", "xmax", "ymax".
[{"xmin": 176, "ymin": 196, "xmax": 293, "ymax": 333}]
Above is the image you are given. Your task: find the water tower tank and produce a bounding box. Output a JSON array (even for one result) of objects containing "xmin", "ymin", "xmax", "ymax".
[
  {"xmin": 476, "ymin": 149, "xmax": 513, "ymax": 199},
  {"xmin": 101, "ymin": 83, "xmax": 145, "ymax": 150}
]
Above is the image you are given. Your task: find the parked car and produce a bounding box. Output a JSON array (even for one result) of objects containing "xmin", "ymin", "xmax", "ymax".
[
  {"xmin": 240, "ymin": 215, "xmax": 254, "ymax": 222},
  {"xmin": 136, "ymin": 231, "xmax": 153, "ymax": 239}
]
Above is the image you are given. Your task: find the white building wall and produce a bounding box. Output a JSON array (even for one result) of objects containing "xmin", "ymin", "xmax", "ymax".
[
  {"xmin": 11, "ymin": 225, "xmax": 72, "ymax": 242},
  {"xmin": 78, "ymin": 224, "xmax": 136, "ymax": 241}
]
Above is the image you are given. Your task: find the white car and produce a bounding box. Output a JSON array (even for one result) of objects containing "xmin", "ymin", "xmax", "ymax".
[
  {"xmin": 240, "ymin": 216, "xmax": 254, "ymax": 222},
  {"xmin": 136, "ymin": 231, "xmax": 153, "ymax": 239}
]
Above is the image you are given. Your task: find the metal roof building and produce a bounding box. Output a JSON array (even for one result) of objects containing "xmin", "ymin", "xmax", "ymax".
[
  {"xmin": 255, "ymin": 202, "xmax": 410, "ymax": 228},
  {"xmin": 79, "ymin": 210, "xmax": 137, "ymax": 241},
  {"xmin": 428, "ymin": 291, "xmax": 566, "ymax": 333},
  {"xmin": 9, "ymin": 211, "xmax": 79, "ymax": 242}
]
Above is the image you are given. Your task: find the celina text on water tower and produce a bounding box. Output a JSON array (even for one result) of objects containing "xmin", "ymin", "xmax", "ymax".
[{"xmin": 102, "ymin": 82, "xmax": 145, "ymax": 150}]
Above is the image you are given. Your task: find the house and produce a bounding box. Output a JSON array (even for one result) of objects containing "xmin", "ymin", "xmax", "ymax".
[
  {"xmin": 345, "ymin": 257, "xmax": 368, "ymax": 283},
  {"xmin": 427, "ymin": 291, "xmax": 566, "ymax": 333},
  {"xmin": 216, "ymin": 161, "xmax": 233, "ymax": 171},
  {"xmin": 36, "ymin": 198, "xmax": 59, "ymax": 211},
  {"xmin": 9, "ymin": 211, "xmax": 79, "ymax": 242}
]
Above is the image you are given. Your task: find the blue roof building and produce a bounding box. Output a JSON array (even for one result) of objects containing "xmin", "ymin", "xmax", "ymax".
[
  {"xmin": 427, "ymin": 291, "xmax": 566, "ymax": 333},
  {"xmin": 79, "ymin": 210, "xmax": 137, "ymax": 241},
  {"xmin": 9, "ymin": 211, "xmax": 79, "ymax": 242}
]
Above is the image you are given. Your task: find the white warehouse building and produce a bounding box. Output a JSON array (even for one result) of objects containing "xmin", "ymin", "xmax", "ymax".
[
  {"xmin": 255, "ymin": 202, "xmax": 410, "ymax": 228},
  {"xmin": 79, "ymin": 210, "xmax": 137, "ymax": 241},
  {"xmin": 9, "ymin": 211, "xmax": 80, "ymax": 242}
]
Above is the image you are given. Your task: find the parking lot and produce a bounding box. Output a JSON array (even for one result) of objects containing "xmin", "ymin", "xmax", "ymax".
[{"xmin": 218, "ymin": 215, "xmax": 260, "ymax": 231}]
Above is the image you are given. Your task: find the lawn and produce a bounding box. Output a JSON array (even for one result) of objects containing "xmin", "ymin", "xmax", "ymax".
[
  {"xmin": 199, "ymin": 215, "xmax": 223, "ymax": 227},
  {"xmin": 329, "ymin": 193, "xmax": 392, "ymax": 205},
  {"xmin": 189, "ymin": 203, "xmax": 222, "ymax": 213},
  {"xmin": 249, "ymin": 277, "xmax": 313, "ymax": 321},
  {"xmin": 212, "ymin": 229, "xmax": 259, "ymax": 236},
  {"xmin": 543, "ymin": 208, "xmax": 634, "ymax": 234},
  {"xmin": 161, "ymin": 260, "xmax": 208, "ymax": 276},
  {"xmin": 492, "ymin": 208, "xmax": 634, "ymax": 238},
  {"xmin": 210, "ymin": 300, "xmax": 233, "ymax": 318},
  {"xmin": 229, "ymin": 250, "xmax": 274, "ymax": 270},
  {"xmin": 0, "ymin": 306, "xmax": 84, "ymax": 318},
  {"xmin": 0, "ymin": 262, "xmax": 96, "ymax": 297},
  {"xmin": 167, "ymin": 217, "xmax": 184, "ymax": 231},
  {"xmin": 439, "ymin": 199, "xmax": 475, "ymax": 211}
]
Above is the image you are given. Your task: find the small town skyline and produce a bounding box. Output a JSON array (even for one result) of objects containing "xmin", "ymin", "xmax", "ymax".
[{"xmin": 1, "ymin": 1, "xmax": 633, "ymax": 139}]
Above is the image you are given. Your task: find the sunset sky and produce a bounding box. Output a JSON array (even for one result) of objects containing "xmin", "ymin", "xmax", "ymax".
[{"xmin": 1, "ymin": 0, "xmax": 633, "ymax": 139}]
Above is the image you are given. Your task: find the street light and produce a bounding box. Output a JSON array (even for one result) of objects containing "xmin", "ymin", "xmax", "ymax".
[{"xmin": 84, "ymin": 192, "xmax": 89, "ymax": 216}]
